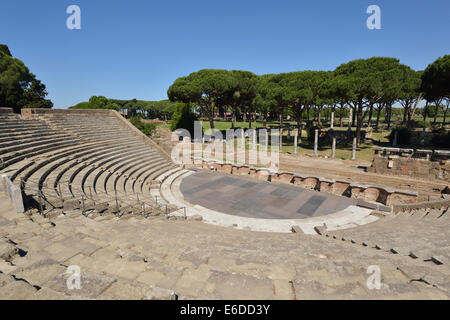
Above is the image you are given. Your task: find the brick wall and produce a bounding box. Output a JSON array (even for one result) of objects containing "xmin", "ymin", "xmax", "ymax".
[{"xmin": 369, "ymin": 156, "xmax": 450, "ymax": 182}]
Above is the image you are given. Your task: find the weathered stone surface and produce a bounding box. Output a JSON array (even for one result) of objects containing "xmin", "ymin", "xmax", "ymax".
[
  {"xmin": 314, "ymin": 224, "xmax": 327, "ymax": 236},
  {"xmin": 31, "ymin": 287, "xmax": 72, "ymax": 300},
  {"xmin": 0, "ymin": 238, "xmax": 18, "ymax": 261},
  {"xmin": 142, "ymin": 285, "xmax": 178, "ymax": 300},
  {"xmin": 12, "ymin": 258, "xmax": 66, "ymax": 287},
  {"xmin": 98, "ymin": 280, "xmax": 149, "ymax": 300},
  {"xmin": 291, "ymin": 225, "xmax": 303, "ymax": 234},
  {"xmin": 64, "ymin": 199, "xmax": 80, "ymax": 210},
  {"xmin": 187, "ymin": 214, "xmax": 203, "ymax": 222},
  {"xmin": 46, "ymin": 269, "xmax": 117, "ymax": 299},
  {"xmin": 0, "ymin": 280, "xmax": 37, "ymax": 299},
  {"xmin": 0, "ymin": 272, "xmax": 15, "ymax": 287},
  {"xmin": 356, "ymin": 200, "xmax": 378, "ymax": 210}
]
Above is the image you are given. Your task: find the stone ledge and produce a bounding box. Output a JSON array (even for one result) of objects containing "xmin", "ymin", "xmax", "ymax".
[{"xmin": 392, "ymin": 198, "xmax": 450, "ymax": 213}]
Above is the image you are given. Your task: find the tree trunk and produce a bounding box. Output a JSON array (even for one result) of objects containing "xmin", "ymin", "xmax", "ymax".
[
  {"xmin": 375, "ymin": 104, "xmax": 383, "ymax": 131},
  {"xmin": 402, "ymin": 107, "xmax": 407, "ymax": 124},
  {"xmin": 352, "ymin": 107, "xmax": 356, "ymax": 127},
  {"xmin": 433, "ymin": 104, "xmax": 439, "ymax": 124},
  {"xmin": 317, "ymin": 107, "xmax": 322, "ymax": 126},
  {"xmin": 355, "ymin": 102, "xmax": 366, "ymax": 147},
  {"xmin": 443, "ymin": 102, "xmax": 449, "ymax": 125},
  {"xmin": 386, "ymin": 105, "xmax": 392, "ymax": 129},
  {"xmin": 339, "ymin": 105, "xmax": 344, "ymax": 127},
  {"xmin": 367, "ymin": 104, "xmax": 374, "ymax": 127}
]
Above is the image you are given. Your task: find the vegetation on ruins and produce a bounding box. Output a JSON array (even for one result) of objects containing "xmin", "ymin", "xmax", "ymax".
[
  {"xmin": 0, "ymin": 44, "xmax": 53, "ymax": 113},
  {"xmin": 129, "ymin": 115, "xmax": 157, "ymax": 136}
]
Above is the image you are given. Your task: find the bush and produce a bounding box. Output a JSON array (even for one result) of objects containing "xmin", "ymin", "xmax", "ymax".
[
  {"xmin": 305, "ymin": 121, "xmax": 320, "ymax": 144},
  {"xmin": 129, "ymin": 116, "xmax": 156, "ymax": 136},
  {"xmin": 431, "ymin": 130, "xmax": 450, "ymax": 148},
  {"xmin": 170, "ymin": 102, "xmax": 198, "ymax": 137},
  {"xmin": 388, "ymin": 126, "xmax": 412, "ymax": 145},
  {"xmin": 409, "ymin": 119, "xmax": 430, "ymax": 129},
  {"xmin": 431, "ymin": 126, "xmax": 446, "ymax": 134}
]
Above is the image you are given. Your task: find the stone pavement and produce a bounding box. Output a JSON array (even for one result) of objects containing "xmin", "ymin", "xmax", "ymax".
[
  {"xmin": 1, "ymin": 193, "xmax": 449, "ymax": 300},
  {"xmin": 180, "ymin": 171, "xmax": 356, "ymax": 219}
]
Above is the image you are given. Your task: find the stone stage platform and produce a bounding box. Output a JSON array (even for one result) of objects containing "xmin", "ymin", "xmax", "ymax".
[{"xmin": 180, "ymin": 170, "xmax": 356, "ymax": 220}]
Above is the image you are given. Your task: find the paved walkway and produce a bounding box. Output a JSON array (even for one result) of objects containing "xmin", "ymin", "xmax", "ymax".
[
  {"xmin": 180, "ymin": 171, "xmax": 356, "ymax": 219},
  {"xmin": 1, "ymin": 193, "xmax": 449, "ymax": 299}
]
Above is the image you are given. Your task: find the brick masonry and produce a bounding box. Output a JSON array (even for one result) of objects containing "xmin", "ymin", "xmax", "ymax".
[
  {"xmin": 369, "ymin": 156, "xmax": 450, "ymax": 182},
  {"xmin": 195, "ymin": 159, "xmax": 418, "ymax": 206}
]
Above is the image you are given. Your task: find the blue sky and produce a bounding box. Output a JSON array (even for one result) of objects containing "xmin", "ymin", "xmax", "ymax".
[{"xmin": 1, "ymin": 0, "xmax": 449, "ymax": 108}]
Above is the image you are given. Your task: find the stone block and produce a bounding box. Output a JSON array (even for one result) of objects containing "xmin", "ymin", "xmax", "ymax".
[
  {"xmin": 356, "ymin": 199, "xmax": 377, "ymax": 210},
  {"xmin": 219, "ymin": 163, "xmax": 233, "ymax": 174},
  {"xmin": 294, "ymin": 177, "xmax": 318, "ymax": 190},
  {"xmin": 143, "ymin": 285, "xmax": 178, "ymax": 300},
  {"xmin": 94, "ymin": 202, "xmax": 109, "ymax": 214},
  {"xmin": 46, "ymin": 269, "xmax": 117, "ymax": 299},
  {"xmin": 332, "ymin": 181, "xmax": 350, "ymax": 196},
  {"xmin": 233, "ymin": 165, "xmax": 250, "ymax": 175},
  {"xmin": 187, "ymin": 214, "xmax": 203, "ymax": 221},
  {"xmin": 0, "ymin": 239, "xmax": 19, "ymax": 261},
  {"xmin": 272, "ymin": 172, "xmax": 294, "ymax": 184},
  {"xmin": 0, "ymin": 273, "xmax": 15, "ymax": 288},
  {"xmin": 386, "ymin": 192, "xmax": 418, "ymax": 205},
  {"xmin": 64, "ymin": 199, "xmax": 80, "ymax": 210},
  {"xmin": 350, "ymin": 186, "xmax": 365, "ymax": 200},
  {"xmin": 319, "ymin": 181, "xmax": 334, "ymax": 194},
  {"xmin": 291, "ymin": 226, "xmax": 303, "ymax": 234},
  {"xmin": 0, "ymin": 280, "xmax": 37, "ymax": 299},
  {"xmin": 313, "ymin": 224, "xmax": 327, "ymax": 235}
]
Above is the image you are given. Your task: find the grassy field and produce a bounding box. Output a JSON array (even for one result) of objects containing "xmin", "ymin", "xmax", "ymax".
[{"xmin": 152, "ymin": 118, "xmax": 446, "ymax": 162}]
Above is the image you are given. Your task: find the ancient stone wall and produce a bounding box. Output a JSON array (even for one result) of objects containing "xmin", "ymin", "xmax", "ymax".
[
  {"xmin": 0, "ymin": 107, "xmax": 13, "ymax": 114},
  {"xmin": 369, "ymin": 147, "xmax": 450, "ymax": 182}
]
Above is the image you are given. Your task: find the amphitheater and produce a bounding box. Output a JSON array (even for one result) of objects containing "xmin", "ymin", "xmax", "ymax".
[{"xmin": 0, "ymin": 107, "xmax": 450, "ymax": 300}]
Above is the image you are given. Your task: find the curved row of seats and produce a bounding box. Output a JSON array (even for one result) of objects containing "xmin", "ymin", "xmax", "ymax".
[
  {"xmin": 321, "ymin": 206, "xmax": 450, "ymax": 265},
  {"xmin": 0, "ymin": 109, "xmax": 176, "ymax": 215}
]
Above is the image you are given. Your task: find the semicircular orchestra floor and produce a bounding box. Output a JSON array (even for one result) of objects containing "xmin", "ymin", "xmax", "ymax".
[{"xmin": 180, "ymin": 170, "xmax": 356, "ymax": 220}]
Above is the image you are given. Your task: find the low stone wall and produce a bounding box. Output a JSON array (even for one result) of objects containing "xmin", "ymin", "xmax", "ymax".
[
  {"xmin": 0, "ymin": 107, "xmax": 13, "ymax": 114},
  {"xmin": 392, "ymin": 199, "xmax": 450, "ymax": 213},
  {"xmin": 370, "ymin": 147, "xmax": 450, "ymax": 181},
  {"xmin": 195, "ymin": 158, "xmax": 418, "ymax": 206},
  {"xmin": 1, "ymin": 174, "xmax": 24, "ymax": 213}
]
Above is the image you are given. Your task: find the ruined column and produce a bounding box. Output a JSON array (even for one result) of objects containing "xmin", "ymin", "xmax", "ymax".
[
  {"xmin": 313, "ymin": 129, "xmax": 318, "ymax": 157},
  {"xmin": 331, "ymin": 135, "xmax": 336, "ymax": 158},
  {"xmin": 330, "ymin": 111, "xmax": 334, "ymax": 129},
  {"xmin": 279, "ymin": 127, "xmax": 283, "ymax": 147},
  {"xmin": 265, "ymin": 130, "xmax": 269, "ymax": 151},
  {"xmin": 294, "ymin": 130, "xmax": 298, "ymax": 155},
  {"xmin": 351, "ymin": 137, "xmax": 357, "ymax": 160},
  {"xmin": 348, "ymin": 108, "xmax": 352, "ymax": 130}
]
